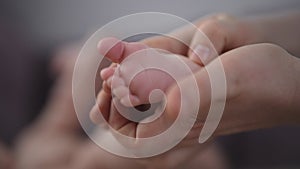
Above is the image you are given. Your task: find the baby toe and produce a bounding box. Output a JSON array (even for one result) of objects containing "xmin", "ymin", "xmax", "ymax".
[
  {"xmin": 120, "ymin": 94, "xmax": 141, "ymax": 107},
  {"xmin": 100, "ymin": 67, "xmax": 115, "ymax": 80},
  {"xmin": 111, "ymin": 75, "xmax": 126, "ymax": 87},
  {"xmin": 112, "ymin": 86, "xmax": 129, "ymax": 99},
  {"xmin": 98, "ymin": 37, "xmax": 125, "ymax": 63}
]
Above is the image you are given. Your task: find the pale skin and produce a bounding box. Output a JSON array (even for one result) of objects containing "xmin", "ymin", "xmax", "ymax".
[
  {"xmin": 99, "ymin": 37, "xmax": 201, "ymax": 107},
  {"xmin": 5, "ymin": 11, "xmax": 299, "ymax": 169},
  {"xmin": 91, "ymin": 10, "xmax": 300, "ymax": 156},
  {"xmin": 14, "ymin": 42, "xmax": 227, "ymax": 169}
]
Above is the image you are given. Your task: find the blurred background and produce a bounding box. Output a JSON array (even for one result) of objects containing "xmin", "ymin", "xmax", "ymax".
[{"xmin": 0, "ymin": 0, "xmax": 299, "ymax": 168}]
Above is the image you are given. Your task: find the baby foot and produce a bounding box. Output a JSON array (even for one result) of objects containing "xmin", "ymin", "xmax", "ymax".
[{"xmin": 99, "ymin": 37, "xmax": 201, "ymax": 107}]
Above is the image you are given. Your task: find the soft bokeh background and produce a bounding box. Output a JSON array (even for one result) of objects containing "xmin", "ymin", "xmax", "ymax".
[{"xmin": 0, "ymin": 0, "xmax": 299, "ymax": 168}]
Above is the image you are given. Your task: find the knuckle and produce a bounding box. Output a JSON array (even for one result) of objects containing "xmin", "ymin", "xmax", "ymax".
[{"xmin": 199, "ymin": 19, "xmax": 226, "ymax": 40}]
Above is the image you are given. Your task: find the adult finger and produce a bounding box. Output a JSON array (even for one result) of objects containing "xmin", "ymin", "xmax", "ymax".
[
  {"xmin": 90, "ymin": 89, "xmax": 112, "ymax": 124},
  {"xmin": 188, "ymin": 14, "xmax": 257, "ymax": 65},
  {"xmin": 140, "ymin": 20, "xmax": 199, "ymax": 55}
]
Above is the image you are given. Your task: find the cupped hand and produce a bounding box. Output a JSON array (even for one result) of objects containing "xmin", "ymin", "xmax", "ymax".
[
  {"xmin": 92, "ymin": 43, "xmax": 300, "ymax": 167},
  {"xmin": 14, "ymin": 43, "xmax": 227, "ymax": 169},
  {"xmin": 90, "ymin": 13, "xmax": 261, "ymax": 145},
  {"xmin": 171, "ymin": 43, "xmax": 300, "ymax": 137},
  {"xmin": 89, "ymin": 13, "xmax": 254, "ymax": 166}
]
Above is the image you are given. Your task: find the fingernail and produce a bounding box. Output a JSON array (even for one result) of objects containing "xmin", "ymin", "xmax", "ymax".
[{"xmin": 191, "ymin": 45, "xmax": 210, "ymax": 65}]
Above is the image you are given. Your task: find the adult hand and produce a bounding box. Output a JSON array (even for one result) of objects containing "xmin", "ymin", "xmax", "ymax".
[
  {"xmin": 14, "ymin": 43, "xmax": 226, "ymax": 169},
  {"xmin": 89, "ymin": 13, "xmax": 253, "ymax": 166},
  {"xmin": 89, "ymin": 25, "xmax": 232, "ymax": 169},
  {"xmin": 90, "ymin": 13, "xmax": 260, "ymax": 144},
  {"xmin": 188, "ymin": 12, "xmax": 300, "ymax": 65},
  {"xmin": 141, "ymin": 12, "xmax": 300, "ymax": 65},
  {"xmin": 169, "ymin": 43, "xmax": 300, "ymax": 137},
  {"xmin": 92, "ymin": 43, "xmax": 299, "ymax": 168},
  {"xmin": 91, "ymin": 12, "xmax": 300, "ymax": 167}
]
